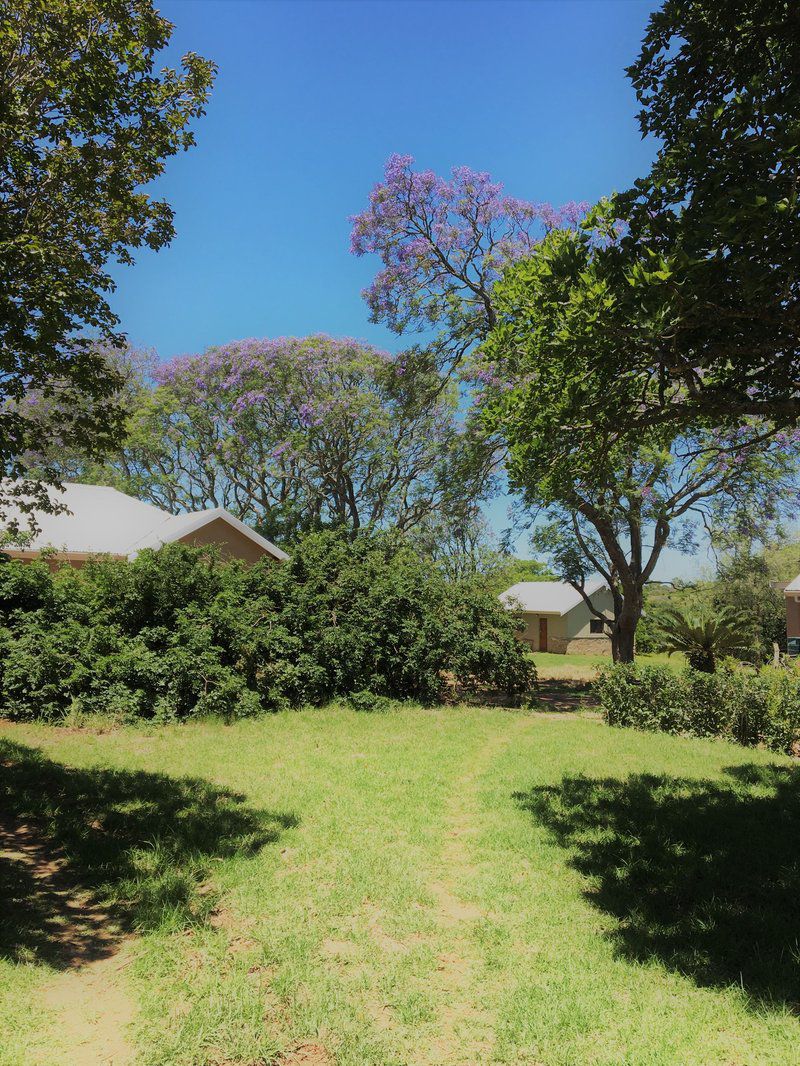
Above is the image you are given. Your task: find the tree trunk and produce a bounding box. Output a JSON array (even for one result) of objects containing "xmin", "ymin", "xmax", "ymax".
[
  {"xmin": 612, "ymin": 602, "xmax": 642, "ymax": 664},
  {"xmin": 615, "ymin": 622, "xmax": 637, "ymax": 663}
]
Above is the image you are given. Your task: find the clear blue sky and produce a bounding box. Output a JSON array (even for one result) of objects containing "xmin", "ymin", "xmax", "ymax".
[{"xmin": 109, "ymin": 0, "xmax": 709, "ymax": 579}]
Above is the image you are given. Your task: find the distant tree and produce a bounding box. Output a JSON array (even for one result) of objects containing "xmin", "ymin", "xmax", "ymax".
[
  {"xmin": 712, "ymin": 552, "xmax": 787, "ymax": 661},
  {"xmin": 491, "ymin": 556, "xmax": 555, "ymax": 593},
  {"xmin": 0, "ymin": 0, "xmax": 215, "ymax": 524},
  {"xmin": 75, "ymin": 336, "xmax": 490, "ymax": 541},
  {"xmin": 764, "ymin": 539, "xmax": 800, "ymax": 586}
]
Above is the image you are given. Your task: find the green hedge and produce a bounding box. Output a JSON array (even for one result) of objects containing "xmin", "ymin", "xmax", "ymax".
[
  {"xmin": 595, "ymin": 663, "xmax": 800, "ymax": 754},
  {"xmin": 0, "ymin": 530, "xmax": 535, "ymax": 722}
]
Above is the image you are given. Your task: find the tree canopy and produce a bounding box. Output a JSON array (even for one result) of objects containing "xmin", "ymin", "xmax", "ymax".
[
  {"xmin": 0, "ymin": 0, "xmax": 215, "ymax": 522},
  {"xmin": 479, "ymin": 248, "xmax": 800, "ymax": 660},
  {"xmin": 43, "ymin": 336, "xmax": 490, "ymax": 542},
  {"xmin": 350, "ymin": 154, "xmax": 586, "ymax": 376},
  {"xmin": 536, "ymin": 0, "xmax": 800, "ymax": 441}
]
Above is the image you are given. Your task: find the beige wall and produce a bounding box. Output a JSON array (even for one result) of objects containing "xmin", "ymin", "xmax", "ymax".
[
  {"xmin": 4, "ymin": 520, "xmax": 276, "ymax": 570},
  {"xmin": 514, "ymin": 587, "xmax": 614, "ymax": 655},
  {"xmin": 178, "ymin": 517, "xmax": 276, "ymax": 565},
  {"xmin": 2, "ymin": 550, "xmax": 113, "ymax": 571}
]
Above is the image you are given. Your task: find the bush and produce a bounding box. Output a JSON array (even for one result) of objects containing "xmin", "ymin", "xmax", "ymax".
[
  {"xmin": 596, "ymin": 662, "xmax": 800, "ymax": 754},
  {"xmin": 0, "ymin": 530, "xmax": 535, "ymax": 722},
  {"xmin": 345, "ymin": 690, "xmax": 395, "ymax": 713}
]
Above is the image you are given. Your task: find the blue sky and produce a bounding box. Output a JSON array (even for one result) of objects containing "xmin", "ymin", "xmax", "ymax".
[{"xmin": 109, "ymin": 0, "xmax": 710, "ymax": 579}]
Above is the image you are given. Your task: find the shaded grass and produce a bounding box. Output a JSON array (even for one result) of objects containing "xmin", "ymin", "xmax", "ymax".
[
  {"xmin": 516, "ymin": 763, "xmax": 800, "ymax": 1009},
  {"xmin": 0, "ymin": 708, "xmax": 797, "ymax": 1065}
]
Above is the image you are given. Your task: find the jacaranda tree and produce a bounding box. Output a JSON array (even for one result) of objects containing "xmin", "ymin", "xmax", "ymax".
[
  {"xmin": 350, "ymin": 153, "xmax": 587, "ymax": 377},
  {"xmin": 75, "ymin": 335, "xmax": 489, "ymax": 541}
]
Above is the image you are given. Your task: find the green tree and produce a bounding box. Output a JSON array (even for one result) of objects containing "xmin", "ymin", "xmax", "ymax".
[
  {"xmin": 480, "ymin": 248, "xmax": 799, "ymax": 661},
  {"xmin": 516, "ymin": 1, "xmax": 800, "ymax": 450},
  {"xmin": 618, "ymin": 0, "xmax": 800, "ymax": 430},
  {"xmin": 711, "ymin": 552, "xmax": 787, "ymax": 662},
  {"xmin": 0, "ymin": 0, "xmax": 215, "ymax": 524}
]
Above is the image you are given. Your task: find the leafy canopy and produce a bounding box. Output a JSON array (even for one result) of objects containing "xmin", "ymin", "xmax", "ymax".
[
  {"xmin": 555, "ymin": 0, "xmax": 800, "ymax": 438},
  {"xmin": 38, "ymin": 336, "xmax": 493, "ymax": 543},
  {"xmin": 0, "ymin": 0, "xmax": 215, "ymax": 520}
]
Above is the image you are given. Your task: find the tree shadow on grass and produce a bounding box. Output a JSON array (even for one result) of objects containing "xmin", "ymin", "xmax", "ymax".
[
  {"xmin": 0, "ymin": 737, "xmax": 297, "ymax": 969},
  {"xmin": 515, "ymin": 763, "xmax": 800, "ymax": 1011}
]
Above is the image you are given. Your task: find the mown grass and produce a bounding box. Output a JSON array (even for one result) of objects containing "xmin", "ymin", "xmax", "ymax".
[
  {"xmin": 0, "ymin": 705, "xmax": 797, "ymax": 1065},
  {"xmin": 531, "ymin": 650, "xmax": 684, "ymax": 680}
]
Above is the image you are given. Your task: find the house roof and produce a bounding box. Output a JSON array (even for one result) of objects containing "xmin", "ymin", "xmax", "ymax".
[
  {"xmin": 499, "ymin": 579, "xmax": 607, "ymax": 616},
  {"xmin": 2, "ymin": 483, "xmax": 288, "ymax": 562},
  {"xmin": 785, "ymin": 574, "xmax": 800, "ymax": 594}
]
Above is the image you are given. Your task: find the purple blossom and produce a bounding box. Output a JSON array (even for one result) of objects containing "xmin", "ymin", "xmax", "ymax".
[{"xmin": 349, "ymin": 154, "xmax": 588, "ymax": 342}]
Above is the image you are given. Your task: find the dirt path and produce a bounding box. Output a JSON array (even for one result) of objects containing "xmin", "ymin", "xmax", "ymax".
[
  {"xmin": 0, "ymin": 817, "xmax": 136, "ymax": 1065},
  {"xmin": 420, "ymin": 715, "xmax": 534, "ymax": 1065}
]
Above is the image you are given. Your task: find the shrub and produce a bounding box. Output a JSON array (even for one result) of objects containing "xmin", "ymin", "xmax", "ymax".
[
  {"xmin": 0, "ymin": 530, "xmax": 535, "ymax": 722},
  {"xmin": 596, "ymin": 662, "xmax": 800, "ymax": 754},
  {"xmin": 345, "ymin": 690, "xmax": 395, "ymax": 713}
]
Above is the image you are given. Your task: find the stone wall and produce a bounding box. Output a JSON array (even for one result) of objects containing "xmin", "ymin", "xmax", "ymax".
[{"xmin": 563, "ymin": 637, "xmax": 612, "ymax": 655}]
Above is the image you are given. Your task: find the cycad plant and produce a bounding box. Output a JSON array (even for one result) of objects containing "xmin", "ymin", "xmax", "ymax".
[{"xmin": 655, "ymin": 606, "xmax": 747, "ymax": 673}]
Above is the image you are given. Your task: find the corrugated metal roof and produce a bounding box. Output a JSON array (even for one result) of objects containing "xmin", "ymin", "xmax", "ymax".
[
  {"xmin": 2, "ymin": 483, "xmax": 288, "ymax": 561},
  {"xmin": 499, "ymin": 579, "xmax": 606, "ymax": 616}
]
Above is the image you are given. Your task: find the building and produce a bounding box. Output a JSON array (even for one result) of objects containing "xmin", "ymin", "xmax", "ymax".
[
  {"xmin": 499, "ymin": 579, "xmax": 613, "ymax": 654},
  {"xmin": 784, "ymin": 575, "xmax": 800, "ymax": 655},
  {"xmin": 1, "ymin": 483, "xmax": 288, "ymax": 568}
]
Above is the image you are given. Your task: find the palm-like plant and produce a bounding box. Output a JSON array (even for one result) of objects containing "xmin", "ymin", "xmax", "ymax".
[{"xmin": 655, "ymin": 606, "xmax": 747, "ymax": 673}]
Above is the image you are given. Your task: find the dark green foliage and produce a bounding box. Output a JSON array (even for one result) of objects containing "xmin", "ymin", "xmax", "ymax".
[
  {"xmin": 0, "ymin": 531, "xmax": 534, "ymax": 722},
  {"xmin": 345, "ymin": 690, "xmax": 395, "ymax": 713},
  {"xmin": 596, "ymin": 663, "xmax": 800, "ymax": 754},
  {"xmin": 654, "ymin": 605, "xmax": 747, "ymax": 673},
  {"xmin": 711, "ymin": 554, "xmax": 786, "ymax": 661},
  {"xmin": 0, "ymin": 1, "xmax": 215, "ymax": 519}
]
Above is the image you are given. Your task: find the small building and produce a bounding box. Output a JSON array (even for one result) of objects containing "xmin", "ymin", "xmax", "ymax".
[
  {"xmin": 1, "ymin": 483, "xmax": 288, "ymax": 568},
  {"xmin": 499, "ymin": 579, "xmax": 613, "ymax": 654},
  {"xmin": 784, "ymin": 575, "xmax": 800, "ymax": 655}
]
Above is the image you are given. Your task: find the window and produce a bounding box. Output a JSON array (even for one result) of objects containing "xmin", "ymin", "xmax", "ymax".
[{"xmin": 590, "ymin": 618, "xmax": 605, "ymax": 635}]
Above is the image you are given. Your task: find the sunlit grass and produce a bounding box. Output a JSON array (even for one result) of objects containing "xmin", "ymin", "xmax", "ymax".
[
  {"xmin": 531, "ymin": 650, "xmax": 685, "ymax": 680},
  {"xmin": 0, "ymin": 705, "xmax": 796, "ymax": 1065}
]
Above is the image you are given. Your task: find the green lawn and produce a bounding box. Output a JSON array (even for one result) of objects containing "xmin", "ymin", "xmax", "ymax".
[
  {"xmin": 0, "ymin": 707, "xmax": 797, "ymax": 1065},
  {"xmin": 531, "ymin": 650, "xmax": 684, "ymax": 680}
]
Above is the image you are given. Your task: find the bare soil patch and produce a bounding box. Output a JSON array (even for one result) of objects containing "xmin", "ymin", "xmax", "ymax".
[
  {"xmin": 530, "ymin": 678, "xmax": 600, "ymax": 713},
  {"xmin": 0, "ymin": 814, "xmax": 135, "ymax": 1065},
  {"xmin": 417, "ymin": 716, "xmax": 533, "ymax": 1064},
  {"xmin": 0, "ymin": 816, "xmax": 123, "ymax": 966},
  {"xmin": 277, "ymin": 1041, "xmax": 333, "ymax": 1065}
]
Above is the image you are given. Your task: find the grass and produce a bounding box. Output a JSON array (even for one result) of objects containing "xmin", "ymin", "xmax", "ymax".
[
  {"xmin": 0, "ymin": 705, "xmax": 798, "ymax": 1065},
  {"xmin": 531, "ymin": 650, "xmax": 684, "ymax": 680}
]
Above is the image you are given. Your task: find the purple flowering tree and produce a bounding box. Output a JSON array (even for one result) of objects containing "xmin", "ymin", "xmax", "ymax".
[
  {"xmin": 350, "ymin": 154, "xmax": 587, "ymax": 374},
  {"xmin": 87, "ymin": 335, "xmax": 489, "ymax": 540}
]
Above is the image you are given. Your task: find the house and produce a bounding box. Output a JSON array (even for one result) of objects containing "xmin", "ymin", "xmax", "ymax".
[
  {"xmin": 783, "ymin": 575, "xmax": 800, "ymax": 655},
  {"xmin": 0, "ymin": 483, "xmax": 288, "ymax": 568},
  {"xmin": 499, "ymin": 579, "xmax": 613, "ymax": 654}
]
